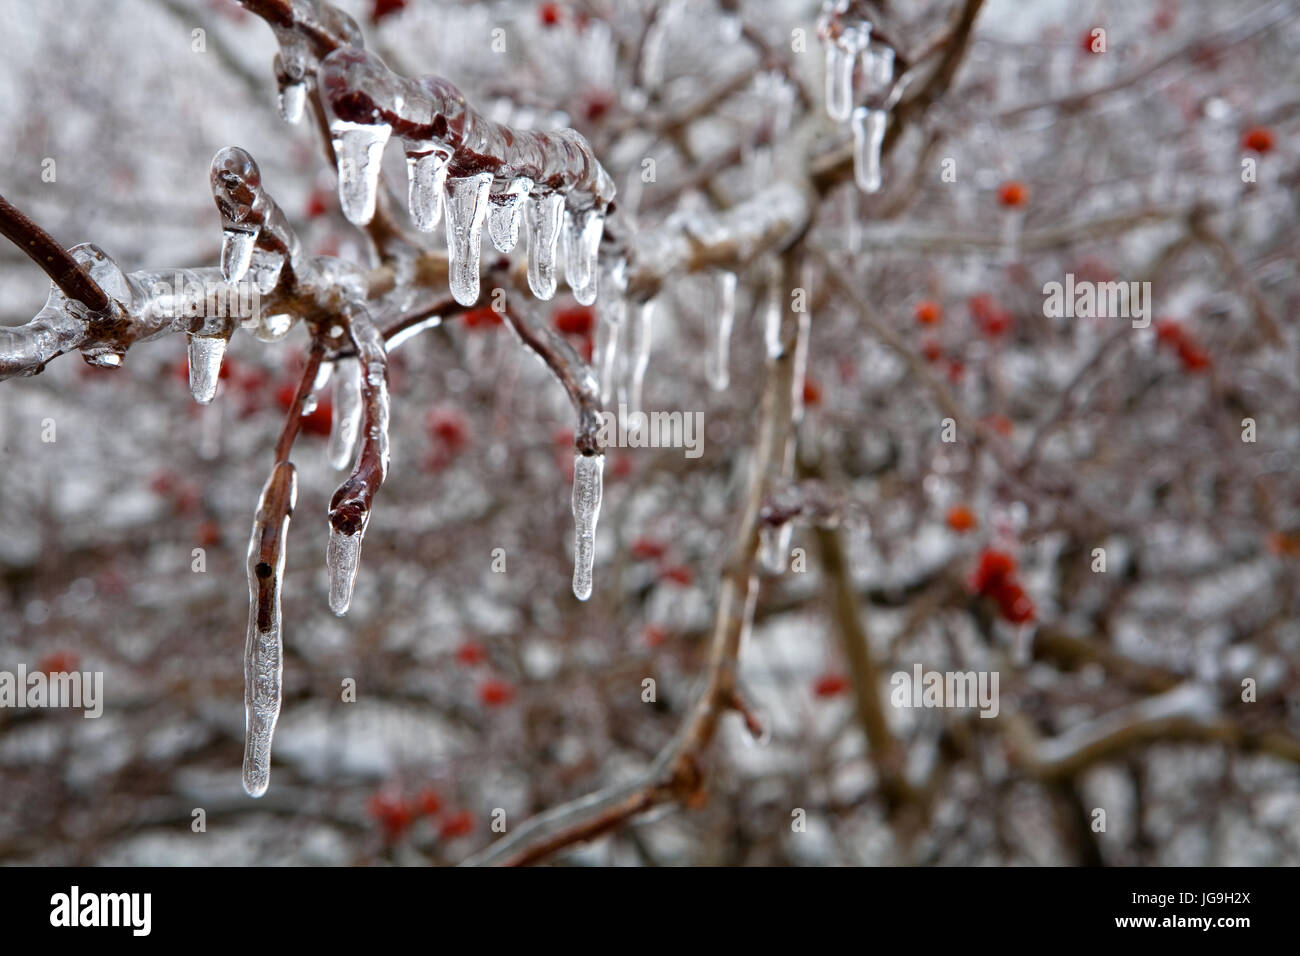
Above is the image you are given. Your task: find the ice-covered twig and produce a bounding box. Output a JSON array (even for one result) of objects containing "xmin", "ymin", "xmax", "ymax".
[
  {"xmin": 325, "ymin": 305, "xmax": 389, "ymax": 615},
  {"xmin": 211, "ymin": 146, "xmax": 316, "ymax": 296},
  {"xmin": 315, "ymin": 47, "xmax": 615, "ymax": 306},
  {"xmin": 500, "ymin": 305, "xmax": 602, "ymax": 456}
]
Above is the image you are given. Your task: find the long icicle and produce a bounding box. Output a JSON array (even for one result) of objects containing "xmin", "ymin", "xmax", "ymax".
[{"xmin": 242, "ymin": 460, "xmax": 297, "ymax": 797}]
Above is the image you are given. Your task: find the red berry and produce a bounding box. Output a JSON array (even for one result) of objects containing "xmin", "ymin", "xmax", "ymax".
[
  {"xmin": 993, "ymin": 581, "xmax": 1036, "ymax": 623},
  {"xmin": 439, "ymin": 810, "xmax": 475, "ymax": 839},
  {"xmin": 813, "ymin": 673, "xmax": 850, "ymax": 698},
  {"xmin": 984, "ymin": 415, "xmax": 1014, "ymax": 437},
  {"xmin": 300, "ymin": 399, "xmax": 332, "ymax": 437},
  {"xmin": 630, "ymin": 537, "xmax": 667, "ymax": 561},
  {"xmin": 946, "ymin": 506, "xmax": 977, "ymax": 533},
  {"xmin": 914, "ymin": 300, "xmax": 942, "ymax": 325},
  {"xmin": 370, "ymin": 0, "xmax": 407, "ymax": 24},
  {"xmin": 538, "ymin": 2, "xmax": 562, "ymax": 26},
  {"xmin": 643, "ymin": 624, "xmax": 669, "ymax": 648},
  {"xmin": 660, "ymin": 565, "xmax": 694, "ymax": 587},
  {"xmin": 553, "ymin": 305, "xmax": 594, "ymax": 336},
  {"xmin": 456, "ymin": 642, "xmax": 486, "ymax": 666},
  {"xmin": 1079, "ymin": 28, "xmax": 1103, "ymax": 54},
  {"xmin": 367, "ymin": 791, "xmax": 414, "ymax": 840},
  {"xmin": 305, "ymin": 189, "xmax": 330, "ymax": 219},
  {"xmin": 1241, "ymin": 126, "xmax": 1275, "ymax": 154},
  {"xmin": 197, "ymin": 519, "xmax": 223, "ymax": 548},
  {"xmin": 971, "ymin": 549, "xmax": 1016, "ymax": 594},
  {"xmin": 37, "ymin": 651, "xmax": 78, "ymax": 675},
  {"xmin": 462, "ymin": 306, "xmax": 502, "ymax": 329},
  {"xmin": 802, "ymin": 379, "xmax": 823, "ymax": 406},
  {"xmin": 581, "ymin": 89, "xmax": 615, "ymax": 124},
  {"xmin": 1176, "ymin": 338, "xmax": 1211, "ymax": 372},
  {"xmin": 479, "ymin": 678, "xmax": 515, "ymax": 706},
  {"xmin": 920, "ymin": 338, "xmax": 944, "ymax": 363},
  {"xmin": 998, "ymin": 181, "xmax": 1029, "ymax": 208},
  {"xmin": 416, "ymin": 788, "xmax": 443, "ymax": 816},
  {"xmin": 428, "ymin": 407, "xmax": 469, "ymax": 450},
  {"xmin": 1154, "ymin": 318, "xmax": 1184, "ymax": 345}
]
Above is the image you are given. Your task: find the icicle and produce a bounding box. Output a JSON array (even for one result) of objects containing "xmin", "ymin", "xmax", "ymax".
[
  {"xmin": 246, "ymin": 247, "xmax": 284, "ymax": 297},
  {"xmin": 487, "ymin": 176, "xmax": 534, "ymax": 253},
  {"xmin": 331, "ymin": 121, "xmax": 392, "ymax": 225},
  {"xmin": 327, "ymin": 521, "xmax": 366, "ymax": 614},
  {"xmin": 563, "ymin": 205, "xmax": 605, "ymax": 306},
  {"xmin": 525, "ymin": 191, "xmax": 565, "ymax": 300},
  {"xmin": 444, "ymin": 172, "xmax": 493, "ymax": 306},
  {"xmin": 764, "ymin": 283, "xmax": 782, "ymax": 359},
  {"xmin": 187, "ymin": 332, "xmax": 228, "ymax": 405},
  {"xmin": 709, "ymin": 271, "xmax": 737, "ymax": 391},
  {"xmin": 328, "ymin": 357, "xmax": 361, "ymax": 469},
  {"xmin": 852, "ymin": 107, "xmax": 888, "ymax": 194},
  {"xmin": 243, "ymin": 461, "xmax": 297, "ymax": 798},
  {"xmin": 623, "ymin": 298, "xmax": 655, "ymax": 423},
  {"xmin": 824, "ymin": 42, "xmax": 856, "ymax": 122},
  {"xmin": 571, "ymin": 452, "xmax": 604, "ymax": 601},
  {"xmin": 221, "ymin": 227, "xmax": 257, "ymax": 284},
  {"xmin": 405, "ymin": 148, "xmax": 452, "ymax": 233}
]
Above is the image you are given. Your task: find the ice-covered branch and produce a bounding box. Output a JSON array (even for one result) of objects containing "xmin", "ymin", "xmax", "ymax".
[
  {"xmin": 315, "ymin": 47, "xmax": 615, "ymax": 307},
  {"xmin": 325, "ymin": 305, "xmax": 389, "ymax": 616}
]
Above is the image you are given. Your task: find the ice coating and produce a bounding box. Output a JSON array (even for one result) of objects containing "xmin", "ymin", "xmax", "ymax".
[
  {"xmin": 571, "ymin": 452, "xmax": 604, "ymax": 601},
  {"xmin": 221, "ymin": 227, "xmax": 256, "ymax": 283},
  {"xmin": 563, "ymin": 206, "xmax": 604, "ymax": 306},
  {"xmin": 326, "ymin": 521, "xmax": 366, "ymax": 614},
  {"xmin": 526, "ymin": 192, "xmax": 565, "ymax": 300},
  {"xmin": 709, "ymin": 271, "xmax": 737, "ymax": 391},
  {"xmin": 243, "ymin": 460, "xmax": 298, "ymax": 798},
  {"xmin": 187, "ymin": 332, "xmax": 228, "ymax": 405},
  {"xmin": 818, "ymin": 3, "xmax": 871, "ymax": 122},
  {"xmin": 791, "ymin": 311, "xmax": 811, "ymax": 423},
  {"xmin": 444, "ymin": 172, "xmax": 493, "ymax": 306},
  {"xmin": 315, "ymin": 47, "xmax": 615, "ymax": 300},
  {"xmin": 332, "ymin": 121, "xmax": 392, "ymax": 225},
  {"xmin": 406, "ymin": 148, "xmax": 452, "ymax": 232},
  {"xmin": 487, "ymin": 176, "xmax": 533, "ymax": 253},
  {"xmin": 852, "ymin": 107, "xmax": 888, "ymax": 194},
  {"xmin": 325, "ymin": 311, "xmax": 389, "ymax": 616}
]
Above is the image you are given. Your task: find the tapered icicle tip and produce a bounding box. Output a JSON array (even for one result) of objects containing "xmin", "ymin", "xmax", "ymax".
[
  {"xmin": 326, "ymin": 524, "xmax": 364, "ymax": 615},
  {"xmin": 332, "ymin": 121, "xmax": 392, "ymax": 225},
  {"xmin": 187, "ymin": 333, "xmax": 227, "ymax": 405},
  {"xmin": 526, "ymin": 192, "xmax": 565, "ymax": 301},
  {"xmin": 571, "ymin": 452, "xmax": 604, "ymax": 601}
]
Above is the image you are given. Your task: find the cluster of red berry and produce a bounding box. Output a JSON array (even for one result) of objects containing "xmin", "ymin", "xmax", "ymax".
[
  {"xmin": 629, "ymin": 536, "xmax": 695, "ymax": 587},
  {"xmin": 969, "ymin": 548, "xmax": 1035, "ymax": 624},
  {"xmin": 366, "ymin": 786, "xmax": 474, "ymax": 842}
]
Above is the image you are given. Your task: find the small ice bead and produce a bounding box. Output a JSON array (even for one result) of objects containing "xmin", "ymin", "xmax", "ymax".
[
  {"xmin": 486, "ymin": 176, "xmax": 533, "ymax": 253},
  {"xmin": 851, "ymin": 107, "xmax": 888, "ymax": 194},
  {"xmin": 443, "ymin": 172, "xmax": 493, "ymax": 306},
  {"xmin": 565, "ymin": 207, "xmax": 605, "ymax": 306},
  {"xmin": 525, "ymin": 192, "xmax": 565, "ymax": 300},
  {"xmin": 406, "ymin": 149, "xmax": 450, "ymax": 232},
  {"xmin": 332, "ymin": 121, "xmax": 392, "ymax": 225},
  {"xmin": 187, "ymin": 333, "xmax": 227, "ymax": 405},
  {"xmin": 571, "ymin": 453, "xmax": 604, "ymax": 601},
  {"xmin": 760, "ymin": 524, "xmax": 792, "ymax": 574},
  {"xmin": 221, "ymin": 226, "xmax": 257, "ymax": 283}
]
